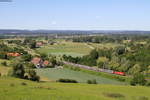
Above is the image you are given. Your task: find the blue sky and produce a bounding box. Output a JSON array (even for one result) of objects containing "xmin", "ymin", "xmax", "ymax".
[{"xmin": 0, "ymin": 0, "xmax": 150, "ymax": 30}]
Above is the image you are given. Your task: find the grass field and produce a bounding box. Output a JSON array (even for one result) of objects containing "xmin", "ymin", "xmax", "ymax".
[
  {"xmin": 0, "ymin": 77, "xmax": 150, "ymax": 100},
  {"xmin": 0, "ymin": 67, "xmax": 10, "ymax": 76},
  {"xmin": 36, "ymin": 41, "xmax": 123, "ymax": 57},
  {"xmin": 36, "ymin": 42, "xmax": 92, "ymax": 57},
  {"xmin": 36, "ymin": 68, "xmax": 124, "ymax": 85},
  {"xmin": 0, "ymin": 59, "xmax": 11, "ymax": 76},
  {"xmin": 88, "ymin": 43, "xmax": 123, "ymax": 49}
]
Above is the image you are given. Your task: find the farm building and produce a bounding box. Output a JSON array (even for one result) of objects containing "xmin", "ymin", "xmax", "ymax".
[
  {"xmin": 7, "ymin": 53, "xmax": 21, "ymax": 57},
  {"xmin": 31, "ymin": 57, "xmax": 49, "ymax": 68},
  {"xmin": 36, "ymin": 42, "xmax": 44, "ymax": 47}
]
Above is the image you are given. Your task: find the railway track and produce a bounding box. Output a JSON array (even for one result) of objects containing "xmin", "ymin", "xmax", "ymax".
[{"xmin": 63, "ymin": 61, "xmax": 113, "ymax": 73}]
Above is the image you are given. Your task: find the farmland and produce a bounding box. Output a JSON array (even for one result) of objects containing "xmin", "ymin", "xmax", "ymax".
[
  {"xmin": 36, "ymin": 41, "xmax": 93, "ymax": 57},
  {"xmin": 36, "ymin": 68, "xmax": 124, "ymax": 85},
  {"xmin": 0, "ymin": 77, "xmax": 150, "ymax": 100},
  {"xmin": 88, "ymin": 43, "xmax": 123, "ymax": 49}
]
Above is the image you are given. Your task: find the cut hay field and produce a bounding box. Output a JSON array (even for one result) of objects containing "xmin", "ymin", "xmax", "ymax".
[
  {"xmin": 36, "ymin": 42, "xmax": 92, "ymax": 57},
  {"xmin": 36, "ymin": 68, "xmax": 124, "ymax": 85},
  {"xmin": 0, "ymin": 77, "xmax": 150, "ymax": 100}
]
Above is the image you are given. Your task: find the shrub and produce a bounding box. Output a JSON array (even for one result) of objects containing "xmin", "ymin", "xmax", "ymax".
[
  {"xmin": 130, "ymin": 73, "xmax": 147, "ymax": 86},
  {"xmin": 87, "ymin": 80, "xmax": 92, "ymax": 84},
  {"xmin": 33, "ymin": 75, "xmax": 40, "ymax": 82},
  {"xmin": 103, "ymin": 92, "xmax": 125, "ymax": 98},
  {"xmin": 10, "ymin": 83, "xmax": 15, "ymax": 87},
  {"xmin": 1, "ymin": 61, "xmax": 7, "ymax": 66},
  {"xmin": 57, "ymin": 78, "xmax": 78, "ymax": 83},
  {"xmin": 87, "ymin": 79, "xmax": 97, "ymax": 84},
  {"xmin": 28, "ymin": 70, "xmax": 40, "ymax": 82},
  {"xmin": 146, "ymin": 81, "xmax": 150, "ymax": 86},
  {"xmin": 92, "ymin": 79, "xmax": 97, "ymax": 84},
  {"xmin": 21, "ymin": 82, "xmax": 27, "ymax": 86},
  {"xmin": 12, "ymin": 63, "xmax": 25, "ymax": 78}
]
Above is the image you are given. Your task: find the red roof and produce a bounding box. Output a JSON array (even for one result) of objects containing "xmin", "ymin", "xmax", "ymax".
[
  {"xmin": 31, "ymin": 57, "xmax": 41, "ymax": 65},
  {"xmin": 31, "ymin": 57, "xmax": 49, "ymax": 66},
  {"xmin": 36, "ymin": 42, "xmax": 43, "ymax": 46},
  {"xmin": 43, "ymin": 60, "xmax": 49, "ymax": 66},
  {"xmin": 7, "ymin": 53, "xmax": 20, "ymax": 57}
]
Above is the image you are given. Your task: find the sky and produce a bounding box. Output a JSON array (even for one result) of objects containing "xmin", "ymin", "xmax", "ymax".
[{"xmin": 0, "ymin": 0, "xmax": 150, "ymax": 30}]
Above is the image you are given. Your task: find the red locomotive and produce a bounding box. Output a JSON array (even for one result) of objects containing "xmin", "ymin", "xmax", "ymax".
[{"xmin": 113, "ymin": 71, "xmax": 125, "ymax": 76}]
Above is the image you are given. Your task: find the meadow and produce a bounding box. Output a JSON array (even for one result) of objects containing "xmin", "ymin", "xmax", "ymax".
[
  {"xmin": 36, "ymin": 68, "xmax": 124, "ymax": 85},
  {"xmin": 36, "ymin": 42, "xmax": 92, "ymax": 57},
  {"xmin": 0, "ymin": 59, "xmax": 11, "ymax": 76},
  {"xmin": 0, "ymin": 77, "xmax": 150, "ymax": 100},
  {"xmin": 36, "ymin": 41, "xmax": 123, "ymax": 57},
  {"xmin": 88, "ymin": 43, "xmax": 123, "ymax": 49}
]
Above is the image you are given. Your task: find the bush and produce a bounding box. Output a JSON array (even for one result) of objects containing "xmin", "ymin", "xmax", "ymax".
[
  {"xmin": 146, "ymin": 81, "xmax": 150, "ymax": 86},
  {"xmin": 1, "ymin": 61, "xmax": 7, "ymax": 66},
  {"xmin": 12, "ymin": 63, "xmax": 25, "ymax": 78},
  {"xmin": 87, "ymin": 79, "xmax": 97, "ymax": 84},
  {"xmin": 10, "ymin": 83, "xmax": 15, "ymax": 87},
  {"xmin": 57, "ymin": 78, "xmax": 78, "ymax": 83},
  {"xmin": 28, "ymin": 70, "xmax": 40, "ymax": 82},
  {"xmin": 130, "ymin": 73, "xmax": 147, "ymax": 86},
  {"xmin": 32, "ymin": 75, "xmax": 40, "ymax": 82},
  {"xmin": 21, "ymin": 82, "xmax": 27, "ymax": 86},
  {"xmin": 103, "ymin": 92, "xmax": 125, "ymax": 98},
  {"xmin": 87, "ymin": 80, "xmax": 92, "ymax": 84},
  {"xmin": 92, "ymin": 79, "xmax": 97, "ymax": 84}
]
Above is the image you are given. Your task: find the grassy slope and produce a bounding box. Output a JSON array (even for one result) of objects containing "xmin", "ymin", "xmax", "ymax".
[
  {"xmin": 0, "ymin": 77, "xmax": 150, "ymax": 100},
  {"xmin": 36, "ymin": 68, "xmax": 124, "ymax": 85}
]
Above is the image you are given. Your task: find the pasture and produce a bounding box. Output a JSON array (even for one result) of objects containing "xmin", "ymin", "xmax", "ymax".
[
  {"xmin": 0, "ymin": 59, "xmax": 11, "ymax": 76},
  {"xmin": 88, "ymin": 43, "xmax": 123, "ymax": 49},
  {"xmin": 0, "ymin": 77, "xmax": 150, "ymax": 100},
  {"xmin": 36, "ymin": 68, "xmax": 124, "ymax": 85},
  {"xmin": 36, "ymin": 42, "xmax": 92, "ymax": 57},
  {"xmin": 36, "ymin": 41, "xmax": 123, "ymax": 57}
]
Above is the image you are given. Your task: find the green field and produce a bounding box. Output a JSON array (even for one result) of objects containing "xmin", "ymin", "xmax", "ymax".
[
  {"xmin": 88, "ymin": 43, "xmax": 123, "ymax": 49},
  {"xmin": 36, "ymin": 42, "xmax": 92, "ymax": 57},
  {"xmin": 0, "ymin": 59, "xmax": 11, "ymax": 76},
  {"xmin": 36, "ymin": 68, "xmax": 124, "ymax": 85},
  {"xmin": 36, "ymin": 41, "xmax": 123, "ymax": 57},
  {"xmin": 0, "ymin": 77, "xmax": 150, "ymax": 100}
]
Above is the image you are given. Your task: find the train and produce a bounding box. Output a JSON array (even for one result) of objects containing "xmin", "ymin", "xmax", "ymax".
[{"xmin": 63, "ymin": 61, "xmax": 126, "ymax": 76}]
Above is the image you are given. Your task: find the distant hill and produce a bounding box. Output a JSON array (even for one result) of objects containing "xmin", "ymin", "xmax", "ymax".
[{"xmin": 0, "ymin": 29, "xmax": 150, "ymax": 35}]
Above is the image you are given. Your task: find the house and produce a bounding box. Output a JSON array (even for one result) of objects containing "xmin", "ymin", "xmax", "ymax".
[
  {"xmin": 36, "ymin": 42, "xmax": 43, "ymax": 47},
  {"xmin": 31, "ymin": 57, "xmax": 49, "ymax": 68},
  {"xmin": 7, "ymin": 53, "xmax": 21, "ymax": 57},
  {"xmin": 43, "ymin": 60, "xmax": 49, "ymax": 66}
]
